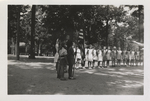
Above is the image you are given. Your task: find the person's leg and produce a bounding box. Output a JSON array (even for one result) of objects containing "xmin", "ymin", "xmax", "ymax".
[
  {"xmin": 113, "ymin": 59, "xmax": 115, "ymax": 66},
  {"xmin": 98, "ymin": 61, "xmax": 100, "ymax": 67},
  {"xmin": 107, "ymin": 60, "xmax": 109, "ymax": 67},
  {"xmin": 135, "ymin": 59, "xmax": 137, "ymax": 66},
  {"xmin": 102, "ymin": 60, "xmax": 104, "ymax": 67},
  {"xmin": 68, "ymin": 63, "xmax": 73, "ymax": 78},
  {"xmin": 123, "ymin": 59, "xmax": 125, "ymax": 66},
  {"xmin": 93, "ymin": 60, "xmax": 95, "ymax": 68},
  {"xmin": 118, "ymin": 59, "xmax": 120, "ymax": 66},
  {"xmin": 59, "ymin": 61, "xmax": 66, "ymax": 80},
  {"xmin": 76, "ymin": 59, "xmax": 79, "ymax": 69},
  {"xmin": 111, "ymin": 59, "xmax": 113, "ymax": 67},
  {"xmin": 88, "ymin": 61, "xmax": 90, "ymax": 68},
  {"xmin": 131, "ymin": 59, "xmax": 133, "ymax": 66},
  {"xmin": 56, "ymin": 62, "xmax": 58, "ymax": 72},
  {"xmin": 57, "ymin": 61, "xmax": 60, "ymax": 78},
  {"xmin": 127, "ymin": 59, "xmax": 129, "ymax": 66},
  {"xmin": 117, "ymin": 59, "xmax": 119, "ymax": 66}
]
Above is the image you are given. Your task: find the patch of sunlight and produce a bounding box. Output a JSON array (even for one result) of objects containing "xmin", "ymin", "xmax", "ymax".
[
  {"xmin": 125, "ymin": 72, "xmax": 136, "ymax": 75},
  {"xmin": 54, "ymin": 92, "xmax": 65, "ymax": 95},
  {"xmin": 109, "ymin": 74, "xmax": 123, "ymax": 78},
  {"xmin": 119, "ymin": 68, "xmax": 126, "ymax": 71},
  {"xmin": 108, "ymin": 71, "xmax": 127, "ymax": 75},
  {"xmin": 26, "ymin": 89, "xmax": 32, "ymax": 92},
  {"xmin": 30, "ymin": 85, "xmax": 35, "ymax": 88},
  {"xmin": 134, "ymin": 69, "xmax": 143, "ymax": 72},
  {"xmin": 107, "ymin": 81, "xmax": 123, "ymax": 86},
  {"xmin": 122, "ymin": 83, "xmax": 143, "ymax": 88},
  {"xmin": 107, "ymin": 68, "xmax": 115, "ymax": 71},
  {"xmin": 108, "ymin": 82, "xmax": 116, "ymax": 85},
  {"xmin": 33, "ymin": 66, "xmax": 43, "ymax": 69},
  {"xmin": 94, "ymin": 72, "xmax": 108, "ymax": 76},
  {"xmin": 45, "ymin": 67, "xmax": 55, "ymax": 70},
  {"xmin": 84, "ymin": 71, "xmax": 94, "ymax": 74},
  {"xmin": 18, "ymin": 65, "xmax": 33, "ymax": 69}
]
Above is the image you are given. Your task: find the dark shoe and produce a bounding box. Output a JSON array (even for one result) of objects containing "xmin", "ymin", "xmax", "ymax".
[
  {"xmin": 68, "ymin": 77, "xmax": 76, "ymax": 80},
  {"xmin": 60, "ymin": 78, "xmax": 67, "ymax": 81},
  {"xmin": 57, "ymin": 75, "xmax": 60, "ymax": 79}
]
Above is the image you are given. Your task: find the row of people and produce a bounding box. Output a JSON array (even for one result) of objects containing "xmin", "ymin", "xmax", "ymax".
[{"xmin": 74, "ymin": 45, "xmax": 143, "ymax": 68}]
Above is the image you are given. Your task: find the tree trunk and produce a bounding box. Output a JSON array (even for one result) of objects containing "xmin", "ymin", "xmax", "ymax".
[
  {"xmin": 106, "ymin": 5, "xmax": 109, "ymax": 47},
  {"xmin": 16, "ymin": 6, "xmax": 20, "ymax": 60},
  {"xmin": 29, "ymin": 5, "xmax": 36, "ymax": 59},
  {"xmin": 138, "ymin": 5, "xmax": 141, "ymax": 43},
  {"xmin": 106, "ymin": 19, "xmax": 109, "ymax": 47}
]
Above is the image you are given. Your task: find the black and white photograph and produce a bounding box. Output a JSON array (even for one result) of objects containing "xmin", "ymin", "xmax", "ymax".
[
  {"xmin": 7, "ymin": 4, "xmax": 144, "ymax": 94},
  {"xmin": 0, "ymin": 0, "xmax": 150, "ymax": 101}
]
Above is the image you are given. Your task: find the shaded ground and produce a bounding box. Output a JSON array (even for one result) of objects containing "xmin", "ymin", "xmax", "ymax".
[{"xmin": 8, "ymin": 55, "xmax": 143, "ymax": 95}]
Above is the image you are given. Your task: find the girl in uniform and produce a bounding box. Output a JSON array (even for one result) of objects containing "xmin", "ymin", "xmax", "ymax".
[
  {"xmin": 106, "ymin": 46, "xmax": 111, "ymax": 68},
  {"xmin": 111, "ymin": 46, "xmax": 117, "ymax": 67},
  {"xmin": 102, "ymin": 46, "xmax": 107, "ymax": 67},
  {"xmin": 97, "ymin": 46, "xmax": 103, "ymax": 68},
  {"xmin": 85, "ymin": 47, "xmax": 88, "ymax": 68},
  {"xmin": 54, "ymin": 39, "xmax": 59, "ymax": 72},
  {"xmin": 92, "ymin": 47, "xmax": 98, "ymax": 68},
  {"xmin": 130, "ymin": 49, "xmax": 135, "ymax": 66},
  {"xmin": 87, "ymin": 45, "xmax": 93, "ymax": 69},
  {"xmin": 117, "ymin": 47, "xmax": 122, "ymax": 66},
  {"xmin": 122, "ymin": 49, "xmax": 127, "ymax": 66},
  {"xmin": 125, "ymin": 50, "xmax": 129, "ymax": 67},
  {"xmin": 135, "ymin": 49, "xmax": 140, "ymax": 66},
  {"xmin": 75, "ymin": 46, "xmax": 81, "ymax": 69},
  {"xmin": 139, "ymin": 50, "xmax": 143, "ymax": 66}
]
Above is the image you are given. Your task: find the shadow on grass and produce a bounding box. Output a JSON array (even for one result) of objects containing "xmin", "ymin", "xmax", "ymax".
[
  {"xmin": 8, "ymin": 55, "xmax": 54, "ymax": 63},
  {"xmin": 8, "ymin": 62, "xmax": 143, "ymax": 95}
]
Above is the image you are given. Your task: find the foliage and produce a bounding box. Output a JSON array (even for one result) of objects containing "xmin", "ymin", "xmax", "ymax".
[{"xmin": 8, "ymin": 5, "xmax": 144, "ymax": 55}]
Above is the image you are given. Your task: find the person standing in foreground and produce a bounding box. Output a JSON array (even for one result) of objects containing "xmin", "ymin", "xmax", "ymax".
[
  {"xmin": 57, "ymin": 42, "xmax": 68, "ymax": 81},
  {"xmin": 54, "ymin": 39, "xmax": 59, "ymax": 72},
  {"xmin": 67, "ymin": 40, "xmax": 76, "ymax": 80}
]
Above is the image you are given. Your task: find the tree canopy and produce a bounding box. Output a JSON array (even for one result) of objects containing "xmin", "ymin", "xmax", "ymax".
[{"xmin": 8, "ymin": 5, "xmax": 144, "ymax": 55}]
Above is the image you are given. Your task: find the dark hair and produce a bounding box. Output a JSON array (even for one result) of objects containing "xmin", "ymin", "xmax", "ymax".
[{"xmin": 67, "ymin": 40, "xmax": 73, "ymax": 48}]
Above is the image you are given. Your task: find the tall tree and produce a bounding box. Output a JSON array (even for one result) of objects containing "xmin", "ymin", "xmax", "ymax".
[
  {"xmin": 16, "ymin": 6, "xmax": 21, "ymax": 60},
  {"xmin": 29, "ymin": 5, "xmax": 36, "ymax": 59}
]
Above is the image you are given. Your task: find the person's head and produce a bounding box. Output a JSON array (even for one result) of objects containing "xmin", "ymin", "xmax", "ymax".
[
  {"xmin": 56, "ymin": 39, "xmax": 59, "ymax": 44},
  {"xmin": 66, "ymin": 35, "xmax": 70, "ymax": 40},
  {"xmin": 67, "ymin": 40, "xmax": 73, "ymax": 48},
  {"xmin": 89, "ymin": 44, "xmax": 92, "ymax": 49},
  {"xmin": 99, "ymin": 46, "xmax": 101, "ymax": 50},
  {"xmin": 103, "ymin": 46, "xmax": 106, "ymax": 49},
  {"xmin": 113, "ymin": 46, "xmax": 116, "ymax": 50},
  {"xmin": 108, "ymin": 46, "xmax": 110, "ymax": 50},
  {"xmin": 72, "ymin": 42, "xmax": 75, "ymax": 47},
  {"xmin": 118, "ymin": 47, "xmax": 121, "ymax": 50},
  {"xmin": 61, "ymin": 42, "xmax": 66, "ymax": 49}
]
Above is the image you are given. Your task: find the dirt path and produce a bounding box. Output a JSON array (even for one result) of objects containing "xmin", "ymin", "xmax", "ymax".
[{"xmin": 8, "ymin": 55, "xmax": 143, "ymax": 95}]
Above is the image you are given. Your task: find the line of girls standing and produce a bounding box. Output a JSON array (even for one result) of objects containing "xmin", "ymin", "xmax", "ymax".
[{"xmin": 75, "ymin": 45, "xmax": 143, "ymax": 69}]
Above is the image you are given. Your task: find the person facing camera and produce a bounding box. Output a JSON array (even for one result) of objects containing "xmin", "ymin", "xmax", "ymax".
[{"xmin": 57, "ymin": 42, "xmax": 68, "ymax": 81}]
